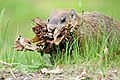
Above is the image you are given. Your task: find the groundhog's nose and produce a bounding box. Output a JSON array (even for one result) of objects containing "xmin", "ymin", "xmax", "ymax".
[{"xmin": 47, "ymin": 24, "xmax": 56, "ymax": 32}]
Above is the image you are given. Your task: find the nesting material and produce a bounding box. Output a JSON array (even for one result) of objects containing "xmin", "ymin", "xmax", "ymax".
[
  {"xmin": 13, "ymin": 17, "xmax": 78, "ymax": 52},
  {"xmin": 31, "ymin": 17, "xmax": 78, "ymax": 52},
  {"xmin": 13, "ymin": 35, "xmax": 39, "ymax": 51}
]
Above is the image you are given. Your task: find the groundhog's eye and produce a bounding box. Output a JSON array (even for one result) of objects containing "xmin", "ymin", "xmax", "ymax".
[
  {"xmin": 47, "ymin": 18, "xmax": 50, "ymax": 23},
  {"xmin": 61, "ymin": 17, "xmax": 66, "ymax": 23}
]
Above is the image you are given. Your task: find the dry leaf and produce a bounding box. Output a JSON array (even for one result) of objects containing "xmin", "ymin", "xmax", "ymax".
[
  {"xmin": 48, "ymin": 66, "xmax": 63, "ymax": 74},
  {"xmin": 54, "ymin": 36, "xmax": 64, "ymax": 45},
  {"xmin": 97, "ymin": 53, "xmax": 103, "ymax": 65},
  {"xmin": 13, "ymin": 42, "xmax": 24, "ymax": 51},
  {"xmin": 74, "ymin": 69, "xmax": 88, "ymax": 80},
  {"xmin": 79, "ymin": 69, "xmax": 87, "ymax": 77},
  {"xmin": 13, "ymin": 35, "xmax": 25, "ymax": 51},
  {"xmin": 41, "ymin": 68, "xmax": 49, "ymax": 74},
  {"xmin": 41, "ymin": 66, "xmax": 63, "ymax": 74},
  {"xmin": 13, "ymin": 35, "xmax": 39, "ymax": 51},
  {"xmin": 30, "ymin": 34, "xmax": 41, "ymax": 43},
  {"xmin": 104, "ymin": 47, "xmax": 109, "ymax": 57},
  {"xmin": 32, "ymin": 17, "xmax": 42, "ymax": 25}
]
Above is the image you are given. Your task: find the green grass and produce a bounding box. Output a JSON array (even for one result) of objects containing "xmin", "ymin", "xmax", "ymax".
[
  {"xmin": 0, "ymin": 9, "xmax": 52, "ymax": 72},
  {"xmin": 0, "ymin": 0, "xmax": 120, "ymax": 76}
]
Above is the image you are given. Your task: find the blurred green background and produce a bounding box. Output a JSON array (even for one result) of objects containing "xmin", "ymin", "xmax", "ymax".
[{"xmin": 0, "ymin": 0, "xmax": 120, "ymax": 43}]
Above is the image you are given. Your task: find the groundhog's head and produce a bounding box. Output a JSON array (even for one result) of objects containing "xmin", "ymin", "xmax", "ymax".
[{"xmin": 47, "ymin": 9, "xmax": 79, "ymax": 32}]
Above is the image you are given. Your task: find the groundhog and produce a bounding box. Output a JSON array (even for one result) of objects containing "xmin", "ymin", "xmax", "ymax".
[{"xmin": 47, "ymin": 9, "xmax": 120, "ymax": 40}]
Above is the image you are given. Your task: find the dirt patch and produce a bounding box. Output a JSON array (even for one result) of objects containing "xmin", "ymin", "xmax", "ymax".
[{"xmin": 0, "ymin": 65, "xmax": 120, "ymax": 80}]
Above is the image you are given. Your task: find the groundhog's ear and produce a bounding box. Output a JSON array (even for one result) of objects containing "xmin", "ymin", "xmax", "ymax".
[{"xmin": 69, "ymin": 9, "xmax": 77, "ymax": 19}]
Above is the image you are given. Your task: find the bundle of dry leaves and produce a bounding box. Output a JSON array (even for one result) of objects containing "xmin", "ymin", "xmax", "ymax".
[{"xmin": 13, "ymin": 17, "xmax": 78, "ymax": 53}]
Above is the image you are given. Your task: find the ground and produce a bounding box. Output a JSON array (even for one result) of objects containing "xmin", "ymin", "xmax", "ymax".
[{"xmin": 0, "ymin": 64, "xmax": 120, "ymax": 80}]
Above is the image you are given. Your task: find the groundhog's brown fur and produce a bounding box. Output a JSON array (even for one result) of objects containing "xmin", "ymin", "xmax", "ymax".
[{"xmin": 77, "ymin": 11, "xmax": 120, "ymax": 36}]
